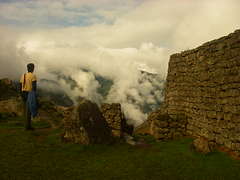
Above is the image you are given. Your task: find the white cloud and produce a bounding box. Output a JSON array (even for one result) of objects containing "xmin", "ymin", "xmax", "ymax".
[{"xmin": 0, "ymin": 26, "xmax": 27, "ymax": 78}]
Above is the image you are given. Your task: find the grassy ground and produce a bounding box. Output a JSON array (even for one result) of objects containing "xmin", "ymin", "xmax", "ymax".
[{"xmin": 0, "ymin": 116, "xmax": 240, "ymax": 180}]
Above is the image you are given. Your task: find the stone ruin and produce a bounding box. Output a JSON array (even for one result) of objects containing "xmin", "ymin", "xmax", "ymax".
[
  {"xmin": 63, "ymin": 100, "xmax": 113, "ymax": 144},
  {"xmin": 62, "ymin": 100, "xmax": 133, "ymax": 144},
  {"xmin": 148, "ymin": 107, "xmax": 187, "ymax": 140},
  {"xmin": 145, "ymin": 29, "xmax": 240, "ymax": 154},
  {"xmin": 0, "ymin": 78, "xmax": 133, "ymax": 143},
  {"xmin": 0, "ymin": 79, "xmax": 22, "ymax": 118},
  {"xmin": 101, "ymin": 103, "xmax": 133, "ymax": 137}
]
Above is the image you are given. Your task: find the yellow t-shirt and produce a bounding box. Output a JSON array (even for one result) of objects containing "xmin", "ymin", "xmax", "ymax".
[{"xmin": 20, "ymin": 72, "xmax": 37, "ymax": 92}]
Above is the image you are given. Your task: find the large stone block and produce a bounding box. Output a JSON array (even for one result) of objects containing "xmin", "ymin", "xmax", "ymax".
[
  {"xmin": 63, "ymin": 99, "xmax": 113, "ymax": 144},
  {"xmin": 101, "ymin": 103, "xmax": 132, "ymax": 137}
]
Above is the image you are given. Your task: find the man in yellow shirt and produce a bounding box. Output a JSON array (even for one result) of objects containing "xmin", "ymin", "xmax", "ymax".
[{"xmin": 20, "ymin": 63, "xmax": 37, "ymax": 130}]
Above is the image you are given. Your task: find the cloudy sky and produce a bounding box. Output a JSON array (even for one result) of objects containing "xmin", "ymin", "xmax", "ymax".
[{"xmin": 0, "ymin": 0, "xmax": 239, "ymax": 125}]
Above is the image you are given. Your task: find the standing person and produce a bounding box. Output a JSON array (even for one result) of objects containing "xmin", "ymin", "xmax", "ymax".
[{"xmin": 20, "ymin": 63, "xmax": 37, "ymax": 130}]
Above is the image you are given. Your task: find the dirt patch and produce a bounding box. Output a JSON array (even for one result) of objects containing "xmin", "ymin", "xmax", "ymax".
[
  {"xmin": 217, "ymin": 146, "xmax": 240, "ymax": 161},
  {"xmin": 30, "ymin": 127, "xmax": 53, "ymax": 143}
]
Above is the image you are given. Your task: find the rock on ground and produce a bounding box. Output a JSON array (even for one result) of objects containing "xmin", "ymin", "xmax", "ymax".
[{"xmin": 192, "ymin": 136, "xmax": 214, "ymax": 154}]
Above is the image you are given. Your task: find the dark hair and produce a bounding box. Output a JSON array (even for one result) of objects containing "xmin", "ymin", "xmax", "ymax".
[{"xmin": 27, "ymin": 63, "xmax": 35, "ymax": 72}]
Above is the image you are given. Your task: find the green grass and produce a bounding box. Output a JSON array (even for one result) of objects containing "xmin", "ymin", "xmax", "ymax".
[
  {"xmin": 0, "ymin": 117, "xmax": 240, "ymax": 180},
  {"xmin": 0, "ymin": 116, "xmax": 51, "ymax": 129}
]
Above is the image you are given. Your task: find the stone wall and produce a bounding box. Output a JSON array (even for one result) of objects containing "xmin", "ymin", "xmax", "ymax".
[
  {"xmin": 101, "ymin": 103, "xmax": 131, "ymax": 137},
  {"xmin": 148, "ymin": 107, "xmax": 187, "ymax": 140},
  {"xmin": 163, "ymin": 29, "xmax": 240, "ymax": 152},
  {"xmin": 63, "ymin": 100, "xmax": 134, "ymax": 144}
]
